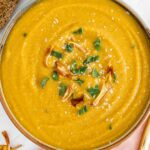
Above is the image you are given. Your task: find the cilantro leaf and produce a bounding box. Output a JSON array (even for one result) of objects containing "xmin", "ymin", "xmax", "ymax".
[
  {"xmin": 83, "ymin": 55, "xmax": 99, "ymax": 65},
  {"xmin": 93, "ymin": 38, "xmax": 101, "ymax": 51},
  {"xmin": 75, "ymin": 78, "xmax": 84, "ymax": 86},
  {"xmin": 78, "ymin": 105, "xmax": 88, "ymax": 115},
  {"xmin": 92, "ymin": 69, "xmax": 100, "ymax": 78},
  {"xmin": 65, "ymin": 43, "xmax": 73, "ymax": 52},
  {"xmin": 59, "ymin": 83, "xmax": 67, "ymax": 96},
  {"xmin": 87, "ymin": 85, "xmax": 100, "ymax": 98},
  {"xmin": 73, "ymin": 28, "xmax": 83, "ymax": 35},
  {"xmin": 40, "ymin": 77, "xmax": 49, "ymax": 88},
  {"xmin": 51, "ymin": 50, "xmax": 63, "ymax": 59},
  {"xmin": 52, "ymin": 71, "xmax": 59, "ymax": 81}
]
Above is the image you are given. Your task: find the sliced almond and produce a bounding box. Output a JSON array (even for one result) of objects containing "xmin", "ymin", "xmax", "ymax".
[
  {"xmin": 55, "ymin": 61, "xmax": 71, "ymax": 78},
  {"xmin": 62, "ymin": 84, "xmax": 74, "ymax": 102},
  {"xmin": 93, "ymin": 79, "xmax": 112, "ymax": 106},
  {"xmin": 44, "ymin": 46, "xmax": 53, "ymax": 67},
  {"xmin": 69, "ymin": 41, "xmax": 87, "ymax": 54}
]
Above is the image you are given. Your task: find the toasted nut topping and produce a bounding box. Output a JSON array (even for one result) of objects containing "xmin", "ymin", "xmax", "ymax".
[
  {"xmin": 106, "ymin": 61, "xmax": 114, "ymax": 75},
  {"xmin": 44, "ymin": 46, "xmax": 53, "ymax": 67},
  {"xmin": 55, "ymin": 61, "xmax": 72, "ymax": 78},
  {"xmin": 69, "ymin": 41, "xmax": 87, "ymax": 53},
  {"xmin": 62, "ymin": 84, "xmax": 74, "ymax": 102},
  {"xmin": 93, "ymin": 82, "xmax": 112, "ymax": 106}
]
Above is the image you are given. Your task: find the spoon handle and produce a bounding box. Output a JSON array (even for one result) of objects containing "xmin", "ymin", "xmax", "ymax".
[{"xmin": 139, "ymin": 116, "xmax": 150, "ymax": 150}]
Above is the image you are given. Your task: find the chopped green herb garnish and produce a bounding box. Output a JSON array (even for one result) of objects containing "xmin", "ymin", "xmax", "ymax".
[
  {"xmin": 70, "ymin": 61, "xmax": 87, "ymax": 75},
  {"xmin": 71, "ymin": 68, "xmax": 80, "ymax": 74},
  {"xmin": 75, "ymin": 78, "xmax": 84, "ymax": 86},
  {"xmin": 72, "ymin": 66, "xmax": 87, "ymax": 75},
  {"xmin": 78, "ymin": 105, "xmax": 88, "ymax": 115},
  {"xmin": 51, "ymin": 50, "xmax": 63, "ymax": 59},
  {"xmin": 23, "ymin": 33, "xmax": 27, "ymax": 37},
  {"xmin": 113, "ymin": 72, "xmax": 117, "ymax": 82},
  {"xmin": 73, "ymin": 28, "xmax": 83, "ymax": 35},
  {"xmin": 52, "ymin": 71, "xmax": 59, "ymax": 81},
  {"xmin": 87, "ymin": 85, "xmax": 100, "ymax": 98},
  {"xmin": 65, "ymin": 43, "xmax": 73, "ymax": 52},
  {"xmin": 59, "ymin": 83, "xmax": 67, "ymax": 96},
  {"xmin": 79, "ymin": 66, "xmax": 87, "ymax": 74},
  {"xmin": 83, "ymin": 55, "xmax": 99, "ymax": 65},
  {"xmin": 93, "ymin": 38, "xmax": 101, "ymax": 51},
  {"xmin": 92, "ymin": 69, "xmax": 100, "ymax": 78},
  {"xmin": 108, "ymin": 124, "xmax": 113, "ymax": 130},
  {"xmin": 40, "ymin": 77, "xmax": 49, "ymax": 88},
  {"xmin": 70, "ymin": 61, "xmax": 77, "ymax": 71}
]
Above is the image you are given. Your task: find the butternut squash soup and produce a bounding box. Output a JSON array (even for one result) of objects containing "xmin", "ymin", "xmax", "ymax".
[{"xmin": 1, "ymin": 0, "xmax": 150, "ymax": 149}]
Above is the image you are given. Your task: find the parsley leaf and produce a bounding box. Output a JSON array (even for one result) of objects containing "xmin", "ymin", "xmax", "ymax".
[
  {"xmin": 78, "ymin": 105, "xmax": 88, "ymax": 115},
  {"xmin": 92, "ymin": 69, "xmax": 100, "ymax": 78},
  {"xmin": 65, "ymin": 43, "xmax": 73, "ymax": 52},
  {"xmin": 75, "ymin": 78, "xmax": 84, "ymax": 86},
  {"xmin": 93, "ymin": 38, "xmax": 101, "ymax": 51},
  {"xmin": 113, "ymin": 72, "xmax": 117, "ymax": 82},
  {"xmin": 72, "ymin": 66, "xmax": 87, "ymax": 75},
  {"xmin": 73, "ymin": 28, "xmax": 83, "ymax": 35},
  {"xmin": 51, "ymin": 50, "xmax": 63, "ymax": 59},
  {"xmin": 70, "ymin": 61, "xmax": 77, "ymax": 71},
  {"xmin": 79, "ymin": 66, "xmax": 87, "ymax": 74},
  {"xmin": 70, "ymin": 61, "xmax": 87, "ymax": 75},
  {"xmin": 83, "ymin": 55, "xmax": 99, "ymax": 65},
  {"xmin": 59, "ymin": 83, "xmax": 67, "ymax": 96},
  {"xmin": 40, "ymin": 77, "xmax": 49, "ymax": 88},
  {"xmin": 87, "ymin": 85, "xmax": 100, "ymax": 98},
  {"xmin": 52, "ymin": 71, "xmax": 59, "ymax": 81}
]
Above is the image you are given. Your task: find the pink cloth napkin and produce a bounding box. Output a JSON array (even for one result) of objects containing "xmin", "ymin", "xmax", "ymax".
[{"xmin": 113, "ymin": 121, "xmax": 146, "ymax": 150}]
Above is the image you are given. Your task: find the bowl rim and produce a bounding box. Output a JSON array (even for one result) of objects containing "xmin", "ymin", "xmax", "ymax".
[{"xmin": 0, "ymin": 0, "xmax": 149, "ymax": 150}]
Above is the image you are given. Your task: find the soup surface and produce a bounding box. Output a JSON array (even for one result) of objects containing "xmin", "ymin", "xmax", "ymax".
[{"xmin": 1, "ymin": 0, "xmax": 150, "ymax": 149}]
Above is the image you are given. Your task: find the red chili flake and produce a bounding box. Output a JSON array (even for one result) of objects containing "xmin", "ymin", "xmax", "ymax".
[
  {"xmin": 71, "ymin": 96, "xmax": 84, "ymax": 107},
  {"xmin": 106, "ymin": 65, "xmax": 114, "ymax": 75}
]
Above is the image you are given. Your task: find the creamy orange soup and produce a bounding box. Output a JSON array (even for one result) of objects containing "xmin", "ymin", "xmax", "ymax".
[{"xmin": 1, "ymin": 0, "xmax": 150, "ymax": 149}]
